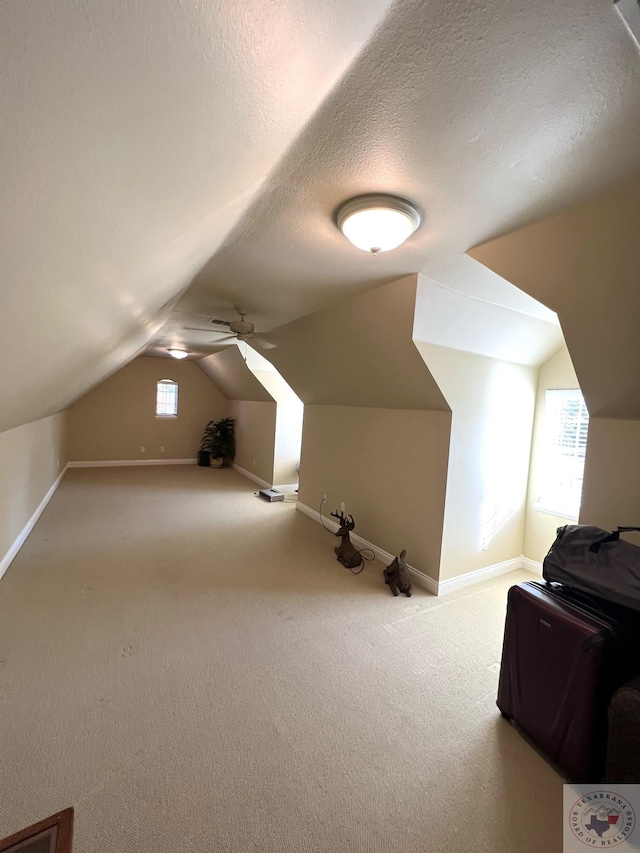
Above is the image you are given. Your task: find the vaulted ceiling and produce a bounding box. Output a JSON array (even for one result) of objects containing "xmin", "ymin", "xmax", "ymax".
[{"xmin": 2, "ymin": 0, "xmax": 640, "ymax": 433}]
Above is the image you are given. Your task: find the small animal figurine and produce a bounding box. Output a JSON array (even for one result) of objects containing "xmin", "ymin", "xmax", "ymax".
[
  {"xmin": 384, "ymin": 550, "xmax": 412, "ymax": 596},
  {"xmin": 330, "ymin": 510, "xmax": 363, "ymax": 569}
]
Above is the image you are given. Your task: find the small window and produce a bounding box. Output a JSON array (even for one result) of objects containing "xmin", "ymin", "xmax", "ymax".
[
  {"xmin": 535, "ymin": 389, "xmax": 589, "ymax": 519},
  {"xmin": 156, "ymin": 379, "xmax": 178, "ymax": 417}
]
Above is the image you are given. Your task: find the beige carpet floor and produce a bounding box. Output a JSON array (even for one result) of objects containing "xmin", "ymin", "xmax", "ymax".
[{"xmin": 0, "ymin": 465, "xmax": 563, "ymax": 852}]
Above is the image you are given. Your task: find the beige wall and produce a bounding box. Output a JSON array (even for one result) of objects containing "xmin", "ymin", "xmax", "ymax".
[
  {"xmin": 250, "ymin": 366, "xmax": 303, "ymax": 487},
  {"xmin": 66, "ymin": 356, "xmax": 228, "ymax": 461},
  {"xmin": 266, "ymin": 275, "xmax": 448, "ymax": 410},
  {"xmin": 471, "ymin": 183, "xmax": 640, "ymax": 559},
  {"xmin": 522, "ymin": 345, "xmax": 580, "ymax": 564},
  {"xmin": 416, "ymin": 342, "xmax": 537, "ymax": 580},
  {"xmin": 581, "ymin": 418, "xmax": 640, "ymax": 537},
  {"xmin": 199, "ymin": 347, "xmax": 279, "ymax": 484},
  {"xmin": 272, "ymin": 393, "xmax": 303, "ymax": 486},
  {"xmin": 470, "ymin": 181, "xmax": 640, "ymax": 420},
  {"xmin": 0, "ymin": 413, "xmax": 67, "ymax": 577},
  {"xmin": 254, "ymin": 275, "xmax": 450, "ymax": 580},
  {"xmin": 228, "ymin": 399, "xmax": 277, "ymax": 485},
  {"xmin": 298, "ymin": 406, "xmax": 451, "ymax": 582},
  {"xmin": 198, "ymin": 347, "xmax": 274, "ymax": 402}
]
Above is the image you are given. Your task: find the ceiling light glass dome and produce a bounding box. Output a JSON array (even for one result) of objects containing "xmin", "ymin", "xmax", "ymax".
[{"xmin": 337, "ymin": 194, "xmax": 421, "ymax": 254}]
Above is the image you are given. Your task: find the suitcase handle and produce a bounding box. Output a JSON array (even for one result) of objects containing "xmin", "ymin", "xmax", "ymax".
[{"xmin": 589, "ymin": 526, "xmax": 640, "ymax": 553}]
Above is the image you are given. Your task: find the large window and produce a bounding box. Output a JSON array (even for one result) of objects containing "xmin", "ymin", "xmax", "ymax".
[
  {"xmin": 535, "ymin": 389, "xmax": 589, "ymax": 519},
  {"xmin": 156, "ymin": 379, "xmax": 178, "ymax": 417}
]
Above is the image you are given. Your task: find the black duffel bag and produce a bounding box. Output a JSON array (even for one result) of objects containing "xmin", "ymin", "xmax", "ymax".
[{"xmin": 543, "ymin": 525, "xmax": 640, "ymax": 612}]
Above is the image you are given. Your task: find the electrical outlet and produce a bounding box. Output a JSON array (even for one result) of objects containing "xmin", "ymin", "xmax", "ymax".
[
  {"xmin": 323, "ymin": 494, "xmax": 327, "ymax": 503},
  {"xmin": 56, "ymin": 459, "xmax": 59, "ymax": 469},
  {"xmin": 340, "ymin": 501, "xmax": 345, "ymax": 513},
  {"xmin": 141, "ymin": 446, "xmax": 145, "ymax": 453},
  {"xmin": 161, "ymin": 446, "xmax": 165, "ymax": 453},
  {"xmin": 253, "ymin": 459, "xmax": 256, "ymax": 467}
]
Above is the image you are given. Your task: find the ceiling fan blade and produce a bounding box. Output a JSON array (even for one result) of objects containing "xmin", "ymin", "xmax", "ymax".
[
  {"xmin": 252, "ymin": 334, "xmax": 278, "ymax": 350},
  {"xmin": 211, "ymin": 334, "xmax": 237, "ymax": 343},
  {"xmin": 185, "ymin": 320, "xmax": 232, "ymax": 331}
]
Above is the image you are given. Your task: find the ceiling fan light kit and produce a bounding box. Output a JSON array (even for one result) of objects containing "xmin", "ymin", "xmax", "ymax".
[
  {"xmin": 227, "ymin": 313, "xmax": 255, "ymax": 336},
  {"xmin": 168, "ymin": 348, "xmax": 189, "ymax": 359},
  {"xmin": 336, "ymin": 194, "xmax": 421, "ymax": 254}
]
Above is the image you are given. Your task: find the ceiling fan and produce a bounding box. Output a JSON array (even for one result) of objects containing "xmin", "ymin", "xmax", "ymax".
[{"xmin": 185, "ymin": 310, "xmax": 276, "ymax": 347}]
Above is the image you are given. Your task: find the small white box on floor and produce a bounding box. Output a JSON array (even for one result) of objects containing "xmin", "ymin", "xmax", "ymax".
[{"xmin": 259, "ymin": 488, "xmax": 284, "ymax": 502}]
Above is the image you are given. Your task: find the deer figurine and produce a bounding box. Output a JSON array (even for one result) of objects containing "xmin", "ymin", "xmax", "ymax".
[
  {"xmin": 383, "ymin": 550, "xmax": 412, "ymax": 596},
  {"xmin": 330, "ymin": 510, "xmax": 363, "ymax": 569}
]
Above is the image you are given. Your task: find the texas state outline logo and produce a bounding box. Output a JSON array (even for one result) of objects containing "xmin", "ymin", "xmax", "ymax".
[{"xmin": 568, "ymin": 790, "xmax": 636, "ymax": 847}]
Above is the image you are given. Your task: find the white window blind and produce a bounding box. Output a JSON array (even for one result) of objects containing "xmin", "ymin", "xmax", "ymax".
[
  {"xmin": 156, "ymin": 380, "xmax": 178, "ymax": 417},
  {"xmin": 535, "ymin": 389, "xmax": 589, "ymax": 519}
]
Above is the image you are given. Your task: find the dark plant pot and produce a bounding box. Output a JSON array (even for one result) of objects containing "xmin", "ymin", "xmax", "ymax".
[{"xmin": 197, "ymin": 451, "xmax": 211, "ymax": 467}]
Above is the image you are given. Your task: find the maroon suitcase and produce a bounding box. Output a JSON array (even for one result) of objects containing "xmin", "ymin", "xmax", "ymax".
[{"xmin": 497, "ymin": 581, "xmax": 638, "ymax": 782}]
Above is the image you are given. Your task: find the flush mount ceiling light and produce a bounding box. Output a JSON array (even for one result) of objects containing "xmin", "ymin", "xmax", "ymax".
[
  {"xmin": 168, "ymin": 348, "xmax": 189, "ymax": 360},
  {"xmin": 336, "ymin": 194, "xmax": 421, "ymax": 254}
]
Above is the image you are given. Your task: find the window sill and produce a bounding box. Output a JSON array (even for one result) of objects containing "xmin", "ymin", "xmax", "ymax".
[
  {"xmin": 533, "ymin": 503, "xmax": 578, "ymax": 522},
  {"xmin": 155, "ymin": 414, "xmax": 177, "ymax": 419}
]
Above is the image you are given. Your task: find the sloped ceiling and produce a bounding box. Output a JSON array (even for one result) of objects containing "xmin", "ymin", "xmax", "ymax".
[
  {"xmin": 470, "ymin": 181, "xmax": 640, "ymax": 419},
  {"xmin": 262, "ymin": 275, "xmax": 449, "ymax": 410},
  {"xmin": 414, "ymin": 258, "xmax": 564, "ymax": 367},
  {"xmin": 163, "ymin": 0, "xmax": 640, "ymax": 341},
  {"xmin": 198, "ymin": 348, "xmax": 274, "ymax": 403},
  {"xmin": 0, "ymin": 0, "xmax": 393, "ymax": 432},
  {"xmin": 3, "ymin": 0, "xmax": 640, "ymax": 432}
]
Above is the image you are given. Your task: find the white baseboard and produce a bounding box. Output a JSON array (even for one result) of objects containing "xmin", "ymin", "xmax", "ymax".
[
  {"xmin": 231, "ymin": 463, "xmax": 271, "ymax": 489},
  {"xmin": 521, "ymin": 556, "xmax": 543, "ymax": 576},
  {"xmin": 437, "ymin": 557, "xmax": 523, "ymax": 595},
  {"xmin": 404, "ymin": 568, "xmax": 438, "ymax": 594},
  {"xmin": 296, "ymin": 502, "xmax": 439, "ymax": 595},
  {"xmin": 294, "ymin": 503, "xmax": 538, "ymax": 596},
  {"xmin": 0, "ymin": 462, "xmax": 69, "ymax": 582},
  {"xmin": 67, "ymin": 459, "xmax": 197, "ymax": 468}
]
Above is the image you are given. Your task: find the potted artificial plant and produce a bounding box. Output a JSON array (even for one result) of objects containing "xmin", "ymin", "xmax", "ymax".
[{"xmin": 199, "ymin": 417, "xmax": 236, "ymax": 468}]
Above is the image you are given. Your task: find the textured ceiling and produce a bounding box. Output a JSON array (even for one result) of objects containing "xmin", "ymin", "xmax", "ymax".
[
  {"xmin": 162, "ymin": 0, "xmax": 640, "ymax": 349},
  {"xmin": 2, "ymin": 0, "xmax": 640, "ymax": 430},
  {"xmin": 0, "ymin": 0, "xmax": 393, "ymax": 431}
]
